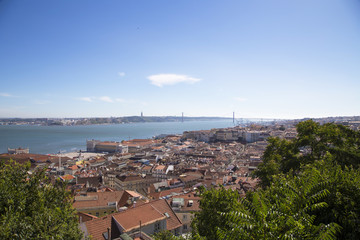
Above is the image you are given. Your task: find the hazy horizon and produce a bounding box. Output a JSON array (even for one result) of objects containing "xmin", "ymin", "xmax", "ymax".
[
  {"xmin": 1, "ymin": 0, "xmax": 359, "ymax": 119},
  {"xmin": 1, "ymin": 115, "xmax": 358, "ymax": 122}
]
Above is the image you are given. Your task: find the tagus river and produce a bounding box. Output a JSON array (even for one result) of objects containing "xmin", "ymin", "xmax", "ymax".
[{"xmin": 0, "ymin": 120, "xmax": 234, "ymax": 154}]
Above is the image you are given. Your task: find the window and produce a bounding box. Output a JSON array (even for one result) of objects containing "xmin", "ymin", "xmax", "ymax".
[
  {"xmin": 102, "ymin": 232, "xmax": 109, "ymax": 240},
  {"xmin": 96, "ymin": 212, "xmax": 99, "ymax": 217},
  {"xmin": 183, "ymin": 224, "xmax": 188, "ymax": 230},
  {"xmin": 154, "ymin": 222, "xmax": 161, "ymax": 232},
  {"xmin": 183, "ymin": 215, "xmax": 187, "ymax": 220}
]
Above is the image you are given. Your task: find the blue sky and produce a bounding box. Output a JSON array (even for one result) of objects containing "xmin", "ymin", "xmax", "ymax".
[{"xmin": 0, "ymin": 0, "xmax": 359, "ymax": 119}]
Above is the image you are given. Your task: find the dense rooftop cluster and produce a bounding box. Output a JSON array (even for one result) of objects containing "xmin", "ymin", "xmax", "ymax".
[{"xmin": 2, "ymin": 118, "xmax": 360, "ymax": 239}]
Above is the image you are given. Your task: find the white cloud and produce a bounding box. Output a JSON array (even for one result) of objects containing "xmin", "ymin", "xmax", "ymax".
[
  {"xmin": 234, "ymin": 97, "xmax": 248, "ymax": 102},
  {"xmin": 118, "ymin": 72, "xmax": 125, "ymax": 77},
  {"xmin": 0, "ymin": 93, "xmax": 12, "ymax": 97},
  {"xmin": 78, "ymin": 97, "xmax": 93, "ymax": 102},
  {"xmin": 99, "ymin": 96, "xmax": 113, "ymax": 103},
  {"xmin": 78, "ymin": 96, "xmax": 127, "ymax": 103},
  {"xmin": 148, "ymin": 74, "xmax": 201, "ymax": 87},
  {"xmin": 115, "ymin": 98, "xmax": 126, "ymax": 103}
]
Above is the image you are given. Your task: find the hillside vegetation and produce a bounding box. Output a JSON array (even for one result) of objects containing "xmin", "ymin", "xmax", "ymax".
[{"xmin": 156, "ymin": 120, "xmax": 360, "ymax": 240}]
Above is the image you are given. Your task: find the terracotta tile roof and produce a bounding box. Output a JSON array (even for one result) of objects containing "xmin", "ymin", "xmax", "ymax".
[
  {"xmin": 125, "ymin": 190, "xmax": 144, "ymax": 199},
  {"xmin": 151, "ymin": 146, "xmax": 164, "ymax": 150},
  {"xmin": 148, "ymin": 187, "xmax": 184, "ymax": 200},
  {"xmin": 180, "ymin": 174, "xmax": 202, "ymax": 183},
  {"xmin": 150, "ymin": 199, "xmax": 182, "ymax": 230},
  {"xmin": 122, "ymin": 139, "xmax": 163, "ymax": 147},
  {"xmin": 68, "ymin": 165, "xmax": 78, "ymax": 170},
  {"xmin": 130, "ymin": 139, "xmax": 155, "ymax": 143},
  {"xmin": 170, "ymin": 192, "xmax": 201, "ymax": 212},
  {"xmin": 117, "ymin": 190, "xmax": 148, "ymax": 208},
  {"xmin": 73, "ymin": 191, "xmax": 124, "ymax": 209},
  {"xmin": 112, "ymin": 204, "xmax": 166, "ymax": 232},
  {"xmin": 117, "ymin": 175, "xmax": 143, "ymax": 182},
  {"xmin": 60, "ymin": 174, "xmax": 75, "ymax": 181},
  {"xmin": 96, "ymin": 141, "xmax": 121, "ymax": 146},
  {"xmin": 81, "ymin": 213, "xmax": 116, "ymax": 240},
  {"xmin": 76, "ymin": 176, "xmax": 102, "ymax": 187},
  {"xmin": 155, "ymin": 165, "xmax": 166, "ymax": 171},
  {"xmin": 77, "ymin": 212, "xmax": 98, "ymax": 223},
  {"xmin": 113, "ymin": 199, "xmax": 182, "ymax": 232},
  {"xmin": 0, "ymin": 153, "xmax": 70, "ymax": 164},
  {"xmin": 81, "ymin": 200, "xmax": 182, "ymax": 239},
  {"xmin": 142, "ymin": 166, "xmax": 152, "ymax": 171}
]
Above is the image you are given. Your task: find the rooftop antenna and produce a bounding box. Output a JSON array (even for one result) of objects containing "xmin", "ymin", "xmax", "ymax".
[
  {"xmin": 141, "ymin": 111, "xmax": 143, "ymax": 117},
  {"xmin": 233, "ymin": 112, "xmax": 235, "ymax": 124},
  {"xmin": 182, "ymin": 112, "xmax": 184, "ymax": 123}
]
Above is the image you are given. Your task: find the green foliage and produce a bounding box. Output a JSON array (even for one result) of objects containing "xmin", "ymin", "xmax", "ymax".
[
  {"xmin": 153, "ymin": 230, "xmax": 188, "ymax": 240},
  {"xmin": 192, "ymin": 121, "xmax": 360, "ymax": 239},
  {"xmin": 302, "ymin": 156, "xmax": 360, "ymax": 239},
  {"xmin": 191, "ymin": 186, "xmax": 241, "ymax": 240},
  {"xmin": 216, "ymin": 169, "xmax": 341, "ymax": 240},
  {"xmin": 254, "ymin": 120, "xmax": 360, "ymax": 188},
  {"xmin": 251, "ymin": 119, "xmax": 360, "ymax": 239},
  {"xmin": 0, "ymin": 160, "xmax": 82, "ymax": 240},
  {"xmin": 255, "ymin": 137, "xmax": 299, "ymax": 188}
]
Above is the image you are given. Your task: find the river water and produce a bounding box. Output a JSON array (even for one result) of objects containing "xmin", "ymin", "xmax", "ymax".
[{"xmin": 0, "ymin": 120, "xmax": 234, "ymax": 154}]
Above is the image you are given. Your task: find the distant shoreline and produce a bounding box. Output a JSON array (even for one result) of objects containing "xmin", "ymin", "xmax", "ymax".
[
  {"xmin": 1, "ymin": 115, "xmax": 359, "ymax": 127},
  {"xmin": 0, "ymin": 120, "xmax": 236, "ymax": 154},
  {"xmin": 0, "ymin": 116, "xmax": 232, "ymax": 126}
]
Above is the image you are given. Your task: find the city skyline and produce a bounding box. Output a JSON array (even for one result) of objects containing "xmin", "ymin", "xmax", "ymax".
[{"xmin": 1, "ymin": 0, "xmax": 360, "ymax": 119}]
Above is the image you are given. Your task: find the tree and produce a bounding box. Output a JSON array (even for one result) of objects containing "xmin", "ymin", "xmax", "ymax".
[
  {"xmin": 153, "ymin": 121, "xmax": 359, "ymax": 240},
  {"xmin": 191, "ymin": 172, "xmax": 340, "ymax": 240},
  {"xmin": 193, "ymin": 121, "xmax": 360, "ymax": 239},
  {"xmin": 253, "ymin": 120, "xmax": 360, "ymax": 188},
  {"xmin": 153, "ymin": 230, "xmax": 187, "ymax": 240},
  {"xmin": 303, "ymin": 156, "xmax": 360, "ymax": 239},
  {"xmin": 254, "ymin": 136, "xmax": 299, "ymax": 188},
  {"xmin": 191, "ymin": 186, "xmax": 241, "ymax": 240},
  {"xmin": 0, "ymin": 160, "xmax": 82, "ymax": 239},
  {"xmin": 217, "ymin": 184, "xmax": 340, "ymax": 240}
]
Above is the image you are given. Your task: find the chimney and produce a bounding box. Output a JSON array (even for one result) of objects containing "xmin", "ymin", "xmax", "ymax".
[{"xmin": 139, "ymin": 221, "xmax": 142, "ymax": 238}]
